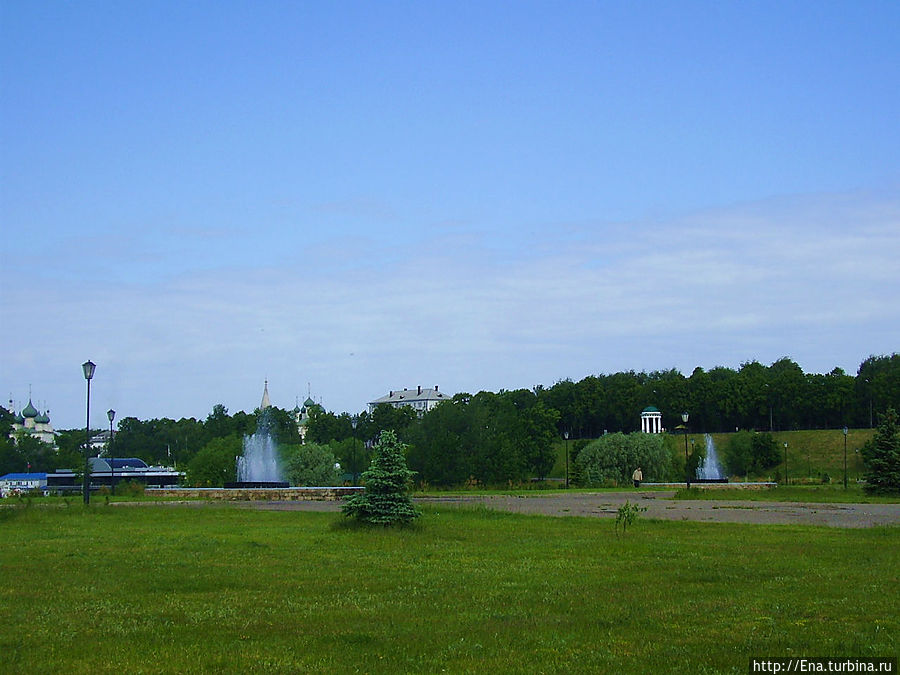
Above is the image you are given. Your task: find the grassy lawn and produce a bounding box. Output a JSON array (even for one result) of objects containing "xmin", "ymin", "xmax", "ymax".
[
  {"xmin": 2, "ymin": 503, "xmax": 897, "ymax": 674},
  {"xmin": 547, "ymin": 428, "xmax": 877, "ymax": 486},
  {"xmin": 706, "ymin": 429, "xmax": 876, "ymax": 483}
]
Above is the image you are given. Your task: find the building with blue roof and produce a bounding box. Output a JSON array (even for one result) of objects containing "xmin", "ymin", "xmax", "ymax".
[{"xmin": 0, "ymin": 472, "xmax": 48, "ymax": 497}]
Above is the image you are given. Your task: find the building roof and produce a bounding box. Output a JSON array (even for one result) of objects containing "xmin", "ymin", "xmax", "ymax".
[
  {"xmin": 642, "ymin": 406, "xmax": 660, "ymax": 413},
  {"xmin": 21, "ymin": 400, "xmax": 39, "ymax": 418},
  {"xmin": 90, "ymin": 430, "xmax": 113, "ymax": 445},
  {"xmin": 369, "ymin": 386, "xmax": 448, "ymax": 406},
  {"xmin": 89, "ymin": 457, "xmax": 149, "ymax": 472},
  {"xmin": 1, "ymin": 473, "xmax": 48, "ymax": 481}
]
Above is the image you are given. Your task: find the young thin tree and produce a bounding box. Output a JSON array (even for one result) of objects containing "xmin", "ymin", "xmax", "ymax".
[{"xmin": 342, "ymin": 430, "xmax": 420, "ymax": 525}]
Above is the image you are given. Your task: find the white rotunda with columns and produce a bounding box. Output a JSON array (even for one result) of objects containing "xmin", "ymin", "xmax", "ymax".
[{"xmin": 640, "ymin": 406, "xmax": 663, "ymax": 433}]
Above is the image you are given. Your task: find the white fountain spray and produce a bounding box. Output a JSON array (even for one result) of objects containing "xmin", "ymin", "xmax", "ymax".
[
  {"xmin": 697, "ymin": 433, "xmax": 726, "ymax": 480},
  {"xmin": 236, "ymin": 408, "xmax": 284, "ymax": 483}
]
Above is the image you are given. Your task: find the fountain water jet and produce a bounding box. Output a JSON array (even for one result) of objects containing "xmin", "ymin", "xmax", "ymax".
[
  {"xmin": 225, "ymin": 408, "xmax": 289, "ymax": 488},
  {"xmin": 695, "ymin": 433, "xmax": 728, "ymax": 483}
]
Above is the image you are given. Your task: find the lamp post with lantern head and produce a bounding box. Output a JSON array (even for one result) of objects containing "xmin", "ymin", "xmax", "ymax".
[
  {"xmin": 108, "ymin": 409, "xmax": 116, "ymax": 493},
  {"xmin": 82, "ymin": 360, "xmax": 96, "ymax": 505}
]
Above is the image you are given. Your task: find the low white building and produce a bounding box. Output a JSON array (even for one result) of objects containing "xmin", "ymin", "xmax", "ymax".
[
  {"xmin": 0, "ymin": 472, "xmax": 48, "ymax": 497},
  {"xmin": 368, "ymin": 386, "xmax": 449, "ymax": 415}
]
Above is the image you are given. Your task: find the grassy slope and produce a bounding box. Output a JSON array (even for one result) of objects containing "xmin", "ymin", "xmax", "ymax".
[
  {"xmin": 549, "ymin": 428, "xmax": 877, "ymax": 483},
  {"xmin": 2, "ymin": 504, "xmax": 897, "ymax": 674}
]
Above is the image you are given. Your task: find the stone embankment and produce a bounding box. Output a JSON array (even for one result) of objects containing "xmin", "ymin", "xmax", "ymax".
[{"xmin": 148, "ymin": 487, "xmax": 363, "ymax": 501}]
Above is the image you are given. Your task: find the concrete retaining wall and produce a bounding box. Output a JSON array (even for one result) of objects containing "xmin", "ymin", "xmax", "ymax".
[
  {"xmin": 642, "ymin": 482, "xmax": 778, "ymax": 490},
  {"xmin": 147, "ymin": 486, "xmax": 364, "ymax": 501}
]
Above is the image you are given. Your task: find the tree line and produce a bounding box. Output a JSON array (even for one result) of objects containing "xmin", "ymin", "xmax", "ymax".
[
  {"xmin": 535, "ymin": 354, "xmax": 899, "ymax": 436},
  {"xmin": 2, "ymin": 354, "xmax": 897, "ymax": 485}
]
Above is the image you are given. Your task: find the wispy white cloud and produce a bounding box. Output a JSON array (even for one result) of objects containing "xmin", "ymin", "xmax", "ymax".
[{"xmin": 2, "ymin": 189, "xmax": 897, "ymax": 427}]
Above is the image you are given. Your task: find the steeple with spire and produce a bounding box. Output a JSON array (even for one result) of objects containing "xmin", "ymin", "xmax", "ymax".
[{"xmin": 260, "ymin": 380, "xmax": 272, "ymax": 410}]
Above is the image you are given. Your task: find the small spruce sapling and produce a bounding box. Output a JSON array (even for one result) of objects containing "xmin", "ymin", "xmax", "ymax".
[{"xmin": 342, "ymin": 430, "xmax": 420, "ymax": 525}]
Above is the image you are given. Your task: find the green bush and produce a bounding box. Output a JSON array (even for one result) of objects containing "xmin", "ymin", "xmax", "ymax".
[
  {"xmin": 185, "ymin": 436, "xmax": 240, "ymax": 487},
  {"xmin": 724, "ymin": 431, "xmax": 780, "ymax": 476},
  {"xmin": 574, "ymin": 433, "xmax": 671, "ymax": 487},
  {"xmin": 281, "ymin": 442, "xmax": 341, "ymax": 486},
  {"xmin": 615, "ymin": 500, "xmax": 647, "ymax": 536}
]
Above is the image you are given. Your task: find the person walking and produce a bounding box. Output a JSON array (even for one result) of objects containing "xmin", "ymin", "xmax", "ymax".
[{"xmin": 632, "ymin": 467, "xmax": 643, "ymax": 488}]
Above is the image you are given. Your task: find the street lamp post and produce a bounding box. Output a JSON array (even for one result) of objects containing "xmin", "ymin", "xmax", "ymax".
[
  {"xmin": 350, "ymin": 415, "xmax": 359, "ymax": 485},
  {"xmin": 82, "ymin": 360, "xmax": 96, "ymax": 505},
  {"xmin": 783, "ymin": 442, "xmax": 788, "ymax": 486},
  {"xmin": 564, "ymin": 430, "xmax": 570, "ymax": 489},
  {"xmin": 107, "ymin": 409, "xmax": 116, "ymax": 494},
  {"xmin": 681, "ymin": 412, "xmax": 690, "ymax": 489},
  {"xmin": 843, "ymin": 426, "xmax": 848, "ymax": 490}
]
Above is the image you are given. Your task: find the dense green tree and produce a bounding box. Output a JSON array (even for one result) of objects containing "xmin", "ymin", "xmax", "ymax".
[
  {"xmin": 0, "ymin": 406, "xmax": 22, "ymax": 474},
  {"xmin": 331, "ymin": 437, "xmax": 370, "ymax": 484},
  {"xmin": 54, "ymin": 430, "xmax": 87, "ymax": 471},
  {"xmin": 342, "ymin": 430, "xmax": 420, "ymax": 525},
  {"xmin": 185, "ymin": 435, "xmax": 240, "ymax": 487},
  {"xmin": 724, "ymin": 431, "xmax": 753, "ymax": 476},
  {"xmin": 406, "ymin": 398, "xmax": 472, "ymax": 486},
  {"xmin": 258, "ymin": 406, "xmax": 302, "ymax": 445},
  {"xmin": 768, "ymin": 357, "xmax": 807, "ymax": 430},
  {"xmin": 204, "ymin": 404, "xmax": 233, "ymax": 439},
  {"xmin": 9, "ymin": 434, "xmax": 57, "ymax": 472},
  {"xmin": 750, "ymin": 433, "xmax": 780, "ymax": 473},
  {"xmin": 724, "ymin": 431, "xmax": 780, "ymax": 477},
  {"xmin": 857, "ymin": 355, "xmax": 900, "ymax": 428},
  {"xmin": 368, "ymin": 404, "xmax": 417, "ymax": 441},
  {"xmin": 204, "ymin": 404, "xmax": 256, "ymax": 440},
  {"xmin": 574, "ymin": 433, "xmax": 671, "ymax": 487},
  {"xmin": 281, "ymin": 442, "xmax": 340, "ymax": 486},
  {"xmin": 305, "ymin": 406, "xmax": 351, "ymax": 444},
  {"xmin": 519, "ymin": 402, "xmax": 560, "ymax": 479},
  {"xmin": 861, "ymin": 408, "xmax": 900, "ymax": 494}
]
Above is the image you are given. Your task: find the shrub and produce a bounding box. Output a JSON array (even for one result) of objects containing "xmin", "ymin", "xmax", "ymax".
[
  {"xmin": 185, "ymin": 436, "xmax": 240, "ymax": 487},
  {"xmin": 574, "ymin": 433, "xmax": 671, "ymax": 487},
  {"xmin": 281, "ymin": 442, "xmax": 341, "ymax": 486},
  {"xmin": 615, "ymin": 500, "xmax": 647, "ymax": 536}
]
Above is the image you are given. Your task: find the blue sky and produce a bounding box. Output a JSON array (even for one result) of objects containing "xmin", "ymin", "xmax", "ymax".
[{"xmin": 2, "ymin": 1, "xmax": 898, "ymax": 429}]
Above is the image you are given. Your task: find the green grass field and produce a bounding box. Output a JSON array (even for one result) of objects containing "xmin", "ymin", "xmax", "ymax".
[
  {"xmin": 2, "ymin": 503, "xmax": 897, "ymax": 673},
  {"xmin": 549, "ymin": 428, "xmax": 877, "ymax": 484},
  {"xmin": 672, "ymin": 484, "xmax": 900, "ymax": 503}
]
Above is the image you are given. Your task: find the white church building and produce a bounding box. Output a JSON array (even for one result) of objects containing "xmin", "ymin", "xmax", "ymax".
[{"xmin": 9, "ymin": 398, "xmax": 56, "ymax": 446}]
